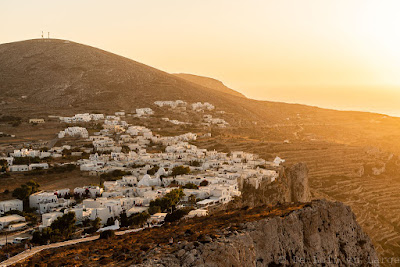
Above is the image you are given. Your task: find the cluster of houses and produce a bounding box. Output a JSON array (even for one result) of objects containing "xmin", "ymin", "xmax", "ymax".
[
  {"xmin": 203, "ymin": 115, "xmax": 229, "ymax": 128},
  {"xmin": 135, "ymin": 108, "xmax": 154, "ymax": 117},
  {"xmin": 161, "ymin": 117, "xmax": 191, "ymax": 125},
  {"xmin": 0, "ymin": 101, "xmax": 285, "ymax": 234},
  {"xmin": 58, "ymin": 127, "xmax": 89, "ymax": 139},
  {"xmin": 154, "ymin": 100, "xmax": 187, "ymax": 109},
  {"xmin": 9, "ymin": 163, "xmax": 49, "ymax": 172},
  {"xmin": 22, "ymin": 129, "xmax": 281, "ymax": 229},
  {"xmin": 191, "ymin": 102, "xmax": 215, "ymax": 111},
  {"xmin": 154, "ymin": 100, "xmax": 215, "ymax": 112},
  {"xmin": 154, "ymin": 100, "xmax": 217, "ymax": 116},
  {"xmin": 10, "ymin": 148, "xmax": 50, "ymax": 159},
  {"xmin": 1, "ymin": 146, "xmax": 75, "ymax": 172},
  {"xmin": 59, "ymin": 113, "xmax": 104, "ymax": 123}
]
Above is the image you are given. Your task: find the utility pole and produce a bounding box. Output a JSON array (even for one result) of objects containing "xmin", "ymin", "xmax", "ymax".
[{"xmin": 5, "ymin": 229, "xmax": 8, "ymax": 258}]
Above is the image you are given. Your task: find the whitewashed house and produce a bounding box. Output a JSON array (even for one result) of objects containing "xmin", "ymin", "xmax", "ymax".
[
  {"xmin": 136, "ymin": 108, "xmax": 154, "ymax": 117},
  {"xmin": 74, "ymin": 186, "xmax": 103, "ymax": 198},
  {"xmin": 138, "ymin": 174, "xmax": 162, "ymax": 187},
  {"xmin": 9, "ymin": 165, "xmax": 29, "ymax": 172},
  {"xmin": 40, "ymin": 212, "xmax": 63, "ymax": 229},
  {"xmin": 59, "ymin": 127, "xmax": 89, "ymax": 139},
  {"xmin": 29, "ymin": 163, "xmax": 49, "ymax": 170},
  {"xmin": 0, "ymin": 215, "xmax": 26, "ymax": 230},
  {"xmin": 273, "ymin": 156, "xmax": 285, "ymax": 165},
  {"xmin": 0, "ymin": 199, "xmax": 23, "ymax": 215},
  {"xmin": 191, "ymin": 102, "xmax": 215, "ymax": 111}
]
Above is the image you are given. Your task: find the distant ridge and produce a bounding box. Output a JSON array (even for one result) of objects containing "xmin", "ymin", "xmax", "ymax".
[{"xmin": 174, "ymin": 73, "xmax": 246, "ymax": 98}]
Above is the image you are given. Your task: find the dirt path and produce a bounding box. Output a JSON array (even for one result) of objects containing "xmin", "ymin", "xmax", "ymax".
[{"xmin": 0, "ymin": 235, "xmax": 98, "ymax": 266}]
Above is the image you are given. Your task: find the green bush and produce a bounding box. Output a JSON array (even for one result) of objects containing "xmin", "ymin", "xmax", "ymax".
[
  {"xmin": 100, "ymin": 230, "xmax": 115, "ymax": 239},
  {"xmin": 120, "ymin": 212, "xmax": 150, "ymax": 227},
  {"xmin": 171, "ymin": 166, "xmax": 190, "ymax": 176},
  {"xmin": 83, "ymin": 217, "xmax": 101, "ymax": 234},
  {"xmin": 148, "ymin": 205, "xmax": 161, "ymax": 215},
  {"xmin": 182, "ymin": 183, "xmax": 198, "ymax": 189},
  {"xmin": 0, "ymin": 115, "xmax": 21, "ymax": 122},
  {"xmin": 200, "ymin": 180, "xmax": 209, "ymax": 187},
  {"xmin": 12, "ymin": 180, "xmax": 40, "ymax": 201},
  {"xmin": 189, "ymin": 160, "xmax": 201, "ymax": 167},
  {"xmin": 164, "ymin": 208, "xmax": 191, "ymax": 223},
  {"xmin": 47, "ymin": 164, "xmax": 76, "ymax": 174},
  {"xmin": 32, "ymin": 212, "xmax": 76, "ymax": 244},
  {"xmin": 147, "ymin": 165, "xmax": 159, "ymax": 175},
  {"xmin": 100, "ymin": 170, "xmax": 131, "ymax": 181},
  {"xmin": 149, "ymin": 189, "xmax": 185, "ymax": 212},
  {"xmin": 13, "ymin": 157, "xmax": 41, "ymax": 165}
]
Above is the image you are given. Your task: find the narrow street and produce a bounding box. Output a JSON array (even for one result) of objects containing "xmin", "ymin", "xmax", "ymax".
[{"xmin": 0, "ymin": 228, "xmax": 33, "ymax": 246}]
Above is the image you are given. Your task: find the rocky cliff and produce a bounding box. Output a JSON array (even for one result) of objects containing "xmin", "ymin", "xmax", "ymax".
[
  {"xmin": 286, "ymin": 162, "xmax": 311, "ymax": 203},
  {"xmin": 138, "ymin": 200, "xmax": 378, "ymax": 267},
  {"xmin": 238, "ymin": 163, "xmax": 311, "ymax": 208}
]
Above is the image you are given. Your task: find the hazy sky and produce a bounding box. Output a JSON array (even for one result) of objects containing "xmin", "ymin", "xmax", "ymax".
[{"xmin": 2, "ymin": 1, "xmax": 400, "ymax": 116}]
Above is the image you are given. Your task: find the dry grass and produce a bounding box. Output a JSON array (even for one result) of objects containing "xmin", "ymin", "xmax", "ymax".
[{"xmin": 17, "ymin": 202, "xmax": 306, "ymax": 266}]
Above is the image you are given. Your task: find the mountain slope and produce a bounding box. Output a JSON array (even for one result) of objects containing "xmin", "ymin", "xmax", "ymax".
[
  {"xmin": 0, "ymin": 39, "xmax": 233, "ymax": 110},
  {"xmin": 0, "ymin": 39, "xmax": 371, "ymax": 124},
  {"xmin": 1, "ymin": 39, "xmax": 400, "ymax": 146},
  {"xmin": 174, "ymin": 73, "xmax": 246, "ymax": 98}
]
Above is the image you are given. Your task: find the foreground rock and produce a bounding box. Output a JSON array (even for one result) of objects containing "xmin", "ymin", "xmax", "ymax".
[{"xmin": 139, "ymin": 200, "xmax": 378, "ymax": 267}]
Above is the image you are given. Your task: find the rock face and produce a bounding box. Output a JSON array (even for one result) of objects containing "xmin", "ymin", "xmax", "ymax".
[
  {"xmin": 139, "ymin": 200, "xmax": 379, "ymax": 267},
  {"xmin": 285, "ymin": 162, "xmax": 311, "ymax": 203},
  {"xmin": 238, "ymin": 163, "xmax": 311, "ymax": 207}
]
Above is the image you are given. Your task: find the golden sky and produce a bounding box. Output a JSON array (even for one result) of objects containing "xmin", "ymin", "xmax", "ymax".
[{"xmin": 2, "ymin": 0, "xmax": 400, "ymax": 116}]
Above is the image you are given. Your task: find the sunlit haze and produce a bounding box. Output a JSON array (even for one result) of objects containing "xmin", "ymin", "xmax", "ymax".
[{"xmin": 2, "ymin": 0, "xmax": 400, "ymax": 116}]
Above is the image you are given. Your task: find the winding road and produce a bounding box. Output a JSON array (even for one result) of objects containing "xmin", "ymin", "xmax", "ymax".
[{"xmin": 0, "ymin": 227, "xmax": 147, "ymax": 266}]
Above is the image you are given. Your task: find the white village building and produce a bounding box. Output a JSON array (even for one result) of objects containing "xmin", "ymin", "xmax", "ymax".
[{"xmin": 0, "ymin": 199, "xmax": 23, "ymax": 215}]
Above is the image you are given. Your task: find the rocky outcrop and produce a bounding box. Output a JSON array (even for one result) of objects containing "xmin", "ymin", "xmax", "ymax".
[
  {"xmin": 138, "ymin": 200, "xmax": 379, "ymax": 267},
  {"xmin": 285, "ymin": 162, "xmax": 311, "ymax": 202},
  {"xmin": 238, "ymin": 163, "xmax": 311, "ymax": 207}
]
